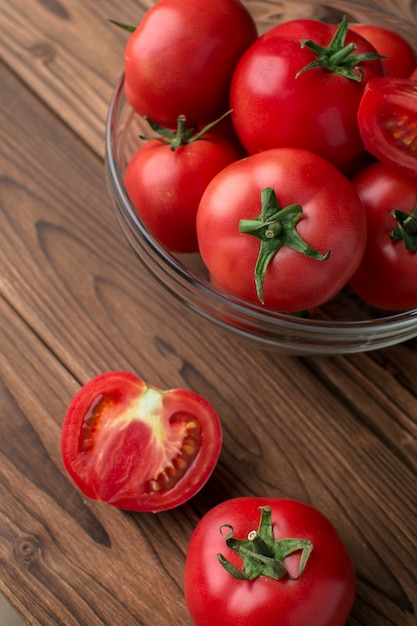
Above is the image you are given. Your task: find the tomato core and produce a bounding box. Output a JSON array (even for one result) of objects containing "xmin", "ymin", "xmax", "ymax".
[{"xmin": 144, "ymin": 413, "xmax": 201, "ymax": 493}]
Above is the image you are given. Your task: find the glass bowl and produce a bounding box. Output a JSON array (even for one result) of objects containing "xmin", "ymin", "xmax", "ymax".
[{"xmin": 105, "ymin": 0, "xmax": 417, "ymax": 356}]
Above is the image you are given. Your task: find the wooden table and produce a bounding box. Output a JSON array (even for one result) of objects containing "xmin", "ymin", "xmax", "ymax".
[{"xmin": 0, "ymin": 1, "xmax": 416, "ymax": 624}]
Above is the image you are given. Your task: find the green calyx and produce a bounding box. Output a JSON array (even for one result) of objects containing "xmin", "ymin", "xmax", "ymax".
[
  {"xmin": 140, "ymin": 111, "xmax": 232, "ymax": 151},
  {"xmin": 390, "ymin": 206, "xmax": 417, "ymax": 250},
  {"xmin": 297, "ymin": 15, "xmax": 384, "ymax": 82},
  {"xmin": 239, "ymin": 187, "xmax": 330, "ymax": 304},
  {"xmin": 217, "ymin": 506, "xmax": 313, "ymax": 581}
]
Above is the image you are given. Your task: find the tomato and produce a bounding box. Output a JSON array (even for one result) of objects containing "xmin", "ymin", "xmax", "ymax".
[
  {"xmin": 184, "ymin": 497, "xmax": 356, "ymax": 626},
  {"xmin": 350, "ymin": 160, "xmax": 417, "ymax": 310},
  {"xmin": 350, "ymin": 24, "xmax": 417, "ymax": 77},
  {"xmin": 61, "ymin": 372, "xmax": 222, "ymax": 512},
  {"xmin": 124, "ymin": 115, "xmax": 240, "ymax": 253},
  {"xmin": 357, "ymin": 76, "xmax": 417, "ymax": 179},
  {"xmin": 123, "ymin": 0, "xmax": 257, "ymax": 128},
  {"xmin": 196, "ymin": 148, "xmax": 367, "ymax": 313},
  {"xmin": 230, "ymin": 17, "xmax": 385, "ymax": 170}
]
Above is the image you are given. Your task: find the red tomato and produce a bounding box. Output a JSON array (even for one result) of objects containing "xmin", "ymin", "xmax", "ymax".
[
  {"xmin": 230, "ymin": 17, "xmax": 385, "ymax": 170},
  {"xmin": 61, "ymin": 372, "xmax": 222, "ymax": 512},
  {"xmin": 124, "ymin": 117, "xmax": 240, "ymax": 253},
  {"xmin": 350, "ymin": 24, "xmax": 417, "ymax": 77},
  {"xmin": 196, "ymin": 148, "xmax": 367, "ymax": 313},
  {"xmin": 350, "ymin": 160, "xmax": 417, "ymax": 310},
  {"xmin": 357, "ymin": 76, "xmax": 417, "ymax": 179},
  {"xmin": 123, "ymin": 0, "xmax": 257, "ymax": 128},
  {"xmin": 184, "ymin": 497, "xmax": 356, "ymax": 626}
]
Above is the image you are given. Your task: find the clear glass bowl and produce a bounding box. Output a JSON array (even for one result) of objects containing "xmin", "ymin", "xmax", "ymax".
[{"xmin": 105, "ymin": 0, "xmax": 417, "ymax": 356}]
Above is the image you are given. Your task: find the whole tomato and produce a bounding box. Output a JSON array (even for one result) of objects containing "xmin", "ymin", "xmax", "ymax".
[
  {"xmin": 184, "ymin": 497, "xmax": 356, "ymax": 626},
  {"xmin": 196, "ymin": 148, "xmax": 367, "ymax": 313},
  {"xmin": 358, "ymin": 76, "xmax": 417, "ymax": 179},
  {"xmin": 61, "ymin": 371, "xmax": 222, "ymax": 512},
  {"xmin": 350, "ymin": 24, "xmax": 417, "ymax": 77},
  {"xmin": 124, "ymin": 115, "xmax": 240, "ymax": 253},
  {"xmin": 350, "ymin": 160, "xmax": 417, "ymax": 310},
  {"xmin": 230, "ymin": 17, "xmax": 384, "ymax": 170},
  {"xmin": 123, "ymin": 0, "xmax": 257, "ymax": 128}
]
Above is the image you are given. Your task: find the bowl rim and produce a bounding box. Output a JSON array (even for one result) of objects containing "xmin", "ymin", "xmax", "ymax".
[{"xmin": 106, "ymin": 73, "xmax": 417, "ymax": 339}]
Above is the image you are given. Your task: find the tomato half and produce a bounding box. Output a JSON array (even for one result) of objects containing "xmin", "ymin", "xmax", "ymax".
[
  {"xmin": 357, "ymin": 76, "xmax": 417, "ymax": 179},
  {"xmin": 196, "ymin": 148, "xmax": 367, "ymax": 313},
  {"xmin": 350, "ymin": 24, "xmax": 417, "ymax": 78},
  {"xmin": 124, "ymin": 0, "xmax": 257, "ymax": 127},
  {"xmin": 184, "ymin": 497, "xmax": 356, "ymax": 626},
  {"xmin": 61, "ymin": 372, "xmax": 222, "ymax": 512},
  {"xmin": 230, "ymin": 17, "xmax": 384, "ymax": 170},
  {"xmin": 350, "ymin": 160, "xmax": 417, "ymax": 310}
]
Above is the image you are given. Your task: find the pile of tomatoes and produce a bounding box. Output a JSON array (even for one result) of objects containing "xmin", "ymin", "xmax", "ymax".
[{"xmin": 121, "ymin": 0, "xmax": 417, "ymax": 314}]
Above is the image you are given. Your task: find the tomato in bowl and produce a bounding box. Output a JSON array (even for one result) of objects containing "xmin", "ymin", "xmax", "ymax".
[{"xmin": 105, "ymin": 0, "xmax": 417, "ymax": 356}]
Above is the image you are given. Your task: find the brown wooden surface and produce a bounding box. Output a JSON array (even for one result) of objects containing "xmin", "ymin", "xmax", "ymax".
[{"xmin": 0, "ymin": 0, "xmax": 416, "ymax": 624}]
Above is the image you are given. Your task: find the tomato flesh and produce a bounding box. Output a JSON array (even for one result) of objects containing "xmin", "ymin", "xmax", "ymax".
[
  {"xmin": 61, "ymin": 372, "xmax": 222, "ymax": 512},
  {"xmin": 358, "ymin": 76, "xmax": 417, "ymax": 178}
]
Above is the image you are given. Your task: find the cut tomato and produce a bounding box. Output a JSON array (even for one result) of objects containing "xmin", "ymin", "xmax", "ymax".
[
  {"xmin": 358, "ymin": 76, "xmax": 417, "ymax": 178},
  {"xmin": 61, "ymin": 371, "xmax": 222, "ymax": 512}
]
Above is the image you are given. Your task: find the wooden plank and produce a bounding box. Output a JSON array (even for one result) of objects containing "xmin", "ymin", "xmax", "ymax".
[{"xmin": 0, "ymin": 0, "xmax": 144, "ymax": 157}]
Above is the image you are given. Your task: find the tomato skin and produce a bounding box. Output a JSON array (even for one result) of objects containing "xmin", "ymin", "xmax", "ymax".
[
  {"xmin": 350, "ymin": 24, "xmax": 417, "ymax": 78},
  {"xmin": 196, "ymin": 148, "xmax": 367, "ymax": 313},
  {"xmin": 61, "ymin": 372, "xmax": 222, "ymax": 512},
  {"xmin": 350, "ymin": 160, "xmax": 417, "ymax": 310},
  {"xmin": 124, "ymin": 133, "xmax": 240, "ymax": 253},
  {"xmin": 184, "ymin": 497, "xmax": 356, "ymax": 626},
  {"xmin": 230, "ymin": 19, "xmax": 384, "ymax": 170},
  {"xmin": 358, "ymin": 76, "xmax": 417, "ymax": 179},
  {"xmin": 124, "ymin": 0, "xmax": 257, "ymax": 128}
]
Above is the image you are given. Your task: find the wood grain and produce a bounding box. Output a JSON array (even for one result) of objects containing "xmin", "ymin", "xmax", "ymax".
[{"xmin": 0, "ymin": 0, "xmax": 416, "ymax": 624}]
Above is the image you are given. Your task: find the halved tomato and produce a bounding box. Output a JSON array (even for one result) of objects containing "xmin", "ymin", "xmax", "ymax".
[
  {"xmin": 61, "ymin": 371, "xmax": 222, "ymax": 512},
  {"xmin": 357, "ymin": 76, "xmax": 417, "ymax": 178}
]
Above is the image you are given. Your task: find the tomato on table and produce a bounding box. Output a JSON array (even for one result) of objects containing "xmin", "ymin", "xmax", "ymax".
[
  {"xmin": 230, "ymin": 16, "xmax": 384, "ymax": 170},
  {"xmin": 184, "ymin": 497, "xmax": 356, "ymax": 626},
  {"xmin": 61, "ymin": 371, "xmax": 222, "ymax": 512},
  {"xmin": 357, "ymin": 76, "xmax": 417, "ymax": 179},
  {"xmin": 123, "ymin": 0, "xmax": 257, "ymax": 128},
  {"xmin": 350, "ymin": 160, "xmax": 417, "ymax": 310},
  {"xmin": 124, "ymin": 115, "xmax": 240, "ymax": 253},
  {"xmin": 350, "ymin": 23, "xmax": 417, "ymax": 77},
  {"xmin": 196, "ymin": 147, "xmax": 367, "ymax": 313}
]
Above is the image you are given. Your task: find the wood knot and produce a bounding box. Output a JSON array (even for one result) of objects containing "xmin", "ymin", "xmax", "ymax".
[
  {"xmin": 14, "ymin": 535, "xmax": 41, "ymax": 563},
  {"xmin": 30, "ymin": 42, "xmax": 55, "ymax": 65}
]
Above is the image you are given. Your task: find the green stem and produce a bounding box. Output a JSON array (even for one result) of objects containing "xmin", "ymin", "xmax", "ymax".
[
  {"xmin": 239, "ymin": 187, "xmax": 330, "ymax": 304},
  {"xmin": 217, "ymin": 506, "xmax": 313, "ymax": 581},
  {"xmin": 297, "ymin": 15, "xmax": 384, "ymax": 82},
  {"xmin": 139, "ymin": 110, "xmax": 233, "ymax": 151},
  {"xmin": 390, "ymin": 206, "xmax": 417, "ymax": 250}
]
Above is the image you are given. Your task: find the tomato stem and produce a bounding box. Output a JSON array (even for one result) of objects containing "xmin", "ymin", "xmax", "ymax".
[
  {"xmin": 217, "ymin": 506, "xmax": 313, "ymax": 581},
  {"xmin": 297, "ymin": 15, "xmax": 384, "ymax": 82},
  {"xmin": 108, "ymin": 19, "xmax": 135, "ymax": 32},
  {"xmin": 140, "ymin": 110, "xmax": 233, "ymax": 151},
  {"xmin": 239, "ymin": 187, "xmax": 330, "ymax": 304},
  {"xmin": 390, "ymin": 206, "xmax": 417, "ymax": 250}
]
